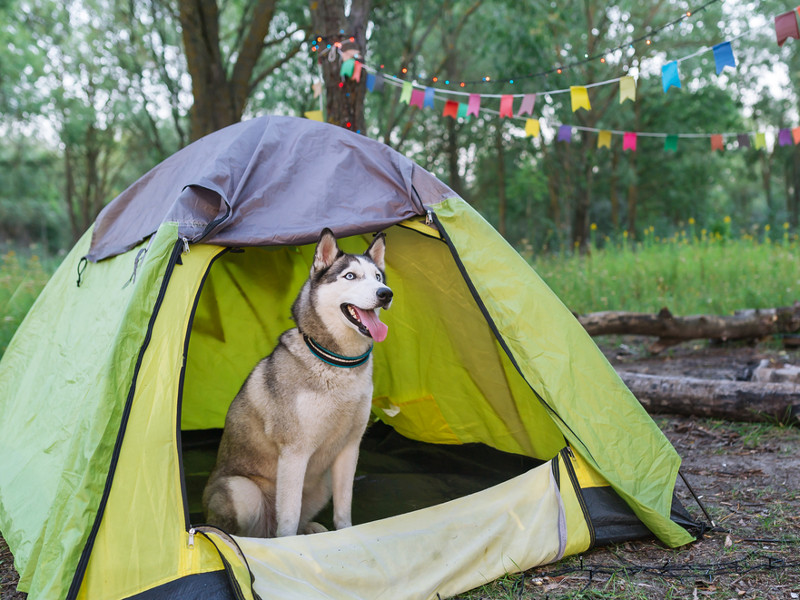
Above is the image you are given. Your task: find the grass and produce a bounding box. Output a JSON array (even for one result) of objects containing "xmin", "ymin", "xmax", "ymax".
[
  {"xmin": 0, "ymin": 246, "xmax": 60, "ymax": 357},
  {"xmin": 530, "ymin": 224, "xmax": 800, "ymax": 315}
]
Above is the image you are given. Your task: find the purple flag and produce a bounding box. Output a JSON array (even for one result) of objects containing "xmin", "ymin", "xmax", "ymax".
[
  {"xmin": 778, "ymin": 128, "xmax": 793, "ymax": 146},
  {"xmin": 557, "ymin": 125, "xmax": 572, "ymax": 143},
  {"xmin": 737, "ymin": 134, "xmax": 751, "ymax": 148}
]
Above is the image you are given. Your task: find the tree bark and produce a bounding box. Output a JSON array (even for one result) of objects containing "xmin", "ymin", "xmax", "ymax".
[
  {"xmin": 494, "ymin": 123, "xmax": 507, "ymax": 237},
  {"xmin": 619, "ymin": 371, "xmax": 800, "ymax": 425},
  {"xmin": 310, "ymin": 0, "xmax": 370, "ymax": 132},
  {"xmin": 578, "ymin": 304, "xmax": 800, "ymax": 349}
]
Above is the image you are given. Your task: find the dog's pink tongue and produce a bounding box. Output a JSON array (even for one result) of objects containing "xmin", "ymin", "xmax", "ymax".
[{"xmin": 355, "ymin": 307, "xmax": 388, "ymax": 342}]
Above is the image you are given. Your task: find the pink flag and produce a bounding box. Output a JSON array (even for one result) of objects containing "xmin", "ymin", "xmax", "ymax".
[
  {"xmin": 499, "ymin": 95, "xmax": 514, "ymax": 118},
  {"xmin": 623, "ymin": 132, "xmax": 637, "ymax": 152},
  {"xmin": 410, "ymin": 88, "xmax": 425, "ymax": 108},
  {"xmin": 775, "ymin": 10, "xmax": 800, "ymax": 46},
  {"xmin": 467, "ymin": 94, "xmax": 481, "ymax": 117},
  {"xmin": 352, "ymin": 61, "xmax": 363, "ymax": 82},
  {"xmin": 443, "ymin": 100, "xmax": 459, "ymax": 119},
  {"xmin": 517, "ymin": 93, "xmax": 536, "ymax": 116}
]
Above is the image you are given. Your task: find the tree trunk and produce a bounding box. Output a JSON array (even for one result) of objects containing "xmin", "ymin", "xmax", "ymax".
[
  {"xmin": 577, "ymin": 304, "xmax": 800, "ymax": 352},
  {"xmin": 619, "ymin": 371, "xmax": 800, "ymax": 425},
  {"xmin": 445, "ymin": 118, "xmax": 463, "ymax": 197},
  {"xmin": 310, "ymin": 0, "xmax": 370, "ymax": 132},
  {"xmin": 179, "ymin": 0, "xmax": 303, "ymax": 141},
  {"xmin": 609, "ymin": 147, "xmax": 619, "ymax": 229}
]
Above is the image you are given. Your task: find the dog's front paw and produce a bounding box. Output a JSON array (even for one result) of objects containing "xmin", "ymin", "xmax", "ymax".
[{"xmin": 303, "ymin": 522, "xmax": 329, "ymax": 535}]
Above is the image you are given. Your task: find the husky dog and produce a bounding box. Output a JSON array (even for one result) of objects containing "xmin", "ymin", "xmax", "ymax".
[{"xmin": 202, "ymin": 229, "xmax": 392, "ymax": 538}]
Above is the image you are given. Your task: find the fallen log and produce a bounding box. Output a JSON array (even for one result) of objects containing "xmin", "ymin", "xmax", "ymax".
[
  {"xmin": 619, "ymin": 371, "xmax": 800, "ymax": 425},
  {"xmin": 578, "ymin": 303, "xmax": 800, "ymax": 352}
]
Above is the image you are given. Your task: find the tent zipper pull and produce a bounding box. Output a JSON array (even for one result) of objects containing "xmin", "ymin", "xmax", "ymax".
[
  {"xmin": 425, "ymin": 209, "xmax": 434, "ymax": 226},
  {"xmin": 566, "ymin": 445, "xmax": 575, "ymax": 461},
  {"xmin": 188, "ymin": 527, "xmax": 196, "ymax": 549},
  {"xmin": 181, "ymin": 237, "xmax": 190, "ymax": 254}
]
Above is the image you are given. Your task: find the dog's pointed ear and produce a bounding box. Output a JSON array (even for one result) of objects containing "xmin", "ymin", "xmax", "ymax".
[
  {"xmin": 365, "ymin": 232, "xmax": 386, "ymax": 271},
  {"xmin": 313, "ymin": 228, "xmax": 341, "ymax": 272}
]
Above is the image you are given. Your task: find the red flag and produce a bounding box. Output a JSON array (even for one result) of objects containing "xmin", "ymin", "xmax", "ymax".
[
  {"xmin": 443, "ymin": 100, "xmax": 459, "ymax": 119},
  {"xmin": 499, "ymin": 95, "xmax": 514, "ymax": 118},
  {"xmin": 352, "ymin": 61, "xmax": 363, "ymax": 82},
  {"xmin": 710, "ymin": 134, "xmax": 724, "ymax": 151},
  {"xmin": 775, "ymin": 10, "xmax": 800, "ymax": 46}
]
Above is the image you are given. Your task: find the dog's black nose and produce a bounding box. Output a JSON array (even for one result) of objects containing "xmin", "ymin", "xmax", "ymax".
[{"xmin": 377, "ymin": 287, "xmax": 393, "ymax": 302}]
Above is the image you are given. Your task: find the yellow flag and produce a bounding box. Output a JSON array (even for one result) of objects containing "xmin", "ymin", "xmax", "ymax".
[
  {"xmin": 619, "ymin": 76, "xmax": 636, "ymax": 103},
  {"xmin": 597, "ymin": 130, "xmax": 612, "ymax": 148},
  {"xmin": 525, "ymin": 118, "xmax": 540, "ymax": 137},
  {"xmin": 754, "ymin": 132, "xmax": 766, "ymax": 150},
  {"xmin": 570, "ymin": 86, "xmax": 591, "ymax": 112},
  {"xmin": 304, "ymin": 110, "xmax": 324, "ymax": 122}
]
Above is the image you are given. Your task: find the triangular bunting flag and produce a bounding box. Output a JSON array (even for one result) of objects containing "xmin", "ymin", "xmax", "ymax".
[
  {"xmin": 755, "ymin": 132, "xmax": 767, "ymax": 150},
  {"xmin": 525, "ymin": 118, "xmax": 540, "ymax": 138},
  {"xmin": 424, "ymin": 87, "xmax": 435, "ymax": 109},
  {"xmin": 517, "ymin": 94, "xmax": 536, "ymax": 116},
  {"xmin": 312, "ymin": 82, "xmax": 322, "ymax": 99},
  {"xmin": 557, "ymin": 125, "xmax": 572, "ymax": 143},
  {"xmin": 778, "ymin": 128, "xmax": 793, "ymax": 146},
  {"xmin": 570, "ymin": 86, "xmax": 591, "ymax": 112},
  {"xmin": 443, "ymin": 100, "xmax": 459, "ymax": 119},
  {"xmin": 352, "ymin": 61, "xmax": 362, "ymax": 82},
  {"xmin": 775, "ymin": 10, "xmax": 800, "ymax": 46},
  {"xmin": 304, "ymin": 110, "xmax": 324, "ymax": 122},
  {"xmin": 400, "ymin": 81, "xmax": 413, "ymax": 104},
  {"xmin": 712, "ymin": 42, "xmax": 736, "ymax": 74},
  {"xmin": 457, "ymin": 103, "xmax": 470, "ymax": 121},
  {"xmin": 340, "ymin": 58, "xmax": 355, "ymax": 78},
  {"xmin": 410, "ymin": 88, "xmax": 425, "ymax": 108},
  {"xmin": 499, "ymin": 95, "xmax": 514, "ymax": 118},
  {"xmin": 619, "ymin": 76, "xmax": 636, "ymax": 103},
  {"xmin": 662, "ymin": 61, "xmax": 681, "ymax": 93},
  {"xmin": 597, "ymin": 130, "xmax": 611, "ymax": 149},
  {"xmin": 711, "ymin": 134, "xmax": 724, "ymax": 152},
  {"xmin": 664, "ymin": 135, "xmax": 678, "ymax": 152},
  {"xmin": 467, "ymin": 94, "xmax": 481, "ymax": 117},
  {"xmin": 793, "ymin": 127, "xmax": 800, "ymax": 144},
  {"xmin": 737, "ymin": 134, "xmax": 751, "ymax": 148},
  {"xmin": 373, "ymin": 73, "xmax": 385, "ymax": 92},
  {"xmin": 623, "ymin": 132, "xmax": 637, "ymax": 151}
]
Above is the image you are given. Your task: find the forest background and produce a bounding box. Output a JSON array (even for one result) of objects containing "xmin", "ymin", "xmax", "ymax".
[{"xmin": 1, "ymin": 0, "xmax": 799, "ymax": 257}]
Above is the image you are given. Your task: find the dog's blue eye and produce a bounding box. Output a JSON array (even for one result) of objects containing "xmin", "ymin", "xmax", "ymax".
[
  {"xmin": 344, "ymin": 272, "xmax": 355, "ymax": 280},
  {"xmin": 375, "ymin": 273, "xmax": 382, "ymax": 281}
]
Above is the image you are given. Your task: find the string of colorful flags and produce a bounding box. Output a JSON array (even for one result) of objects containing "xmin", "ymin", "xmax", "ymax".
[{"xmin": 306, "ymin": 5, "xmax": 800, "ymax": 152}]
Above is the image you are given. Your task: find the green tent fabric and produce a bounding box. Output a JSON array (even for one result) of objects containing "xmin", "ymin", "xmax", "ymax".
[{"xmin": 0, "ymin": 116, "xmax": 697, "ymax": 600}]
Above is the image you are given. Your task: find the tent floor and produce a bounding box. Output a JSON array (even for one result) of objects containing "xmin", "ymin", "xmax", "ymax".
[{"xmin": 181, "ymin": 422, "xmax": 542, "ymax": 527}]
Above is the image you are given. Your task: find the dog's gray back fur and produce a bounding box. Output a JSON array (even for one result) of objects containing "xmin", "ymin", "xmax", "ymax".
[{"xmin": 202, "ymin": 229, "xmax": 391, "ymax": 538}]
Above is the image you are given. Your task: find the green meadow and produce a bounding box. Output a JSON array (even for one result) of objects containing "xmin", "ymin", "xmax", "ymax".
[{"xmin": 531, "ymin": 223, "xmax": 800, "ymax": 316}]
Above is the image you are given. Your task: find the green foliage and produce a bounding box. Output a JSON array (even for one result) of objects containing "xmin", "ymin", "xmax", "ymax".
[
  {"xmin": 532, "ymin": 225, "xmax": 800, "ymax": 314},
  {"xmin": 0, "ymin": 247, "xmax": 59, "ymax": 358}
]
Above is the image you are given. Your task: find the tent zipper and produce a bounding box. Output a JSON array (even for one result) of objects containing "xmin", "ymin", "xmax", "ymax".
[{"xmin": 560, "ymin": 445, "xmax": 596, "ymax": 549}]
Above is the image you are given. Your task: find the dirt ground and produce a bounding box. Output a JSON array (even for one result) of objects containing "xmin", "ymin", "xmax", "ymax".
[{"xmin": 2, "ymin": 340, "xmax": 799, "ymax": 600}]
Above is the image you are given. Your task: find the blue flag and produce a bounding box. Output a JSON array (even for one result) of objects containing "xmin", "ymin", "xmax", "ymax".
[
  {"xmin": 557, "ymin": 125, "xmax": 572, "ymax": 143},
  {"xmin": 424, "ymin": 87, "xmax": 435, "ymax": 109},
  {"xmin": 662, "ymin": 61, "xmax": 681, "ymax": 93},
  {"xmin": 712, "ymin": 42, "xmax": 736, "ymax": 75}
]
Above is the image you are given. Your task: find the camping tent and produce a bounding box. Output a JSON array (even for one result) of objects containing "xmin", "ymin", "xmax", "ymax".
[{"xmin": 0, "ymin": 115, "xmax": 698, "ymax": 600}]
